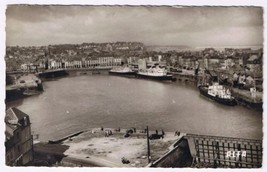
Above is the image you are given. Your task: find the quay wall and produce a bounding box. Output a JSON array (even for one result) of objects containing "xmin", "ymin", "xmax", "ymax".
[
  {"xmin": 65, "ymin": 66, "xmax": 112, "ymax": 71},
  {"xmin": 173, "ymin": 73, "xmax": 198, "ymax": 84},
  {"xmin": 6, "ymin": 88, "xmax": 24, "ymax": 102},
  {"xmin": 48, "ymin": 130, "xmax": 85, "ymax": 144}
]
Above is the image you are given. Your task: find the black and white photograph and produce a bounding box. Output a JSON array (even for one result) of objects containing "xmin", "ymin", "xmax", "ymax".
[{"xmin": 2, "ymin": 1, "xmax": 265, "ymax": 169}]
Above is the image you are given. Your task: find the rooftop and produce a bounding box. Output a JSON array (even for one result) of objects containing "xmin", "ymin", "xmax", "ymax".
[{"xmin": 5, "ymin": 107, "xmax": 30, "ymax": 127}]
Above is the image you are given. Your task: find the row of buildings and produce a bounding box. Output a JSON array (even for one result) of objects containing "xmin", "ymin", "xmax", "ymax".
[
  {"xmin": 6, "ymin": 43, "xmax": 263, "ymax": 81},
  {"xmin": 169, "ymin": 48, "xmax": 262, "ymax": 72},
  {"xmin": 20, "ymin": 56, "xmax": 125, "ymax": 71}
]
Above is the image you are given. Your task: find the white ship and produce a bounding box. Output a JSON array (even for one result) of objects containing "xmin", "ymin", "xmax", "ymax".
[
  {"xmin": 109, "ymin": 66, "xmax": 136, "ymax": 75},
  {"xmin": 136, "ymin": 60, "xmax": 175, "ymax": 81}
]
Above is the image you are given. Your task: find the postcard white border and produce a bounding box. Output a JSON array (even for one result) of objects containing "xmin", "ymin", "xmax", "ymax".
[{"xmin": 0, "ymin": 1, "xmax": 266, "ymax": 172}]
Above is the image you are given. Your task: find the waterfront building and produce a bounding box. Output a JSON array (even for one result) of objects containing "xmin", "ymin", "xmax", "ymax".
[
  {"xmin": 5, "ymin": 107, "xmax": 33, "ymax": 166},
  {"xmin": 113, "ymin": 58, "xmax": 122, "ymax": 66},
  {"xmin": 50, "ymin": 60, "xmax": 62, "ymax": 69},
  {"xmin": 98, "ymin": 57, "xmax": 113, "ymax": 66},
  {"xmin": 89, "ymin": 59, "xmax": 99, "ymax": 67},
  {"xmin": 73, "ymin": 60, "xmax": 82, "ymax": 68},
  {"xmin": 64, "ymin": 61, "xmax": 70, "ymax": 68}
]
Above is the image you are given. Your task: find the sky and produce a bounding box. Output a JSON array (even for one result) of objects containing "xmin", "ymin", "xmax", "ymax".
[{"xmin": 5, "ymin": 5, "xmax": 263, "ymax": 47}]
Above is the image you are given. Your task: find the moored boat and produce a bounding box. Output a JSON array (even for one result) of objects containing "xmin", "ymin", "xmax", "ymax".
[
  {"xmin": 198, "ymin": 83, "xmax": 237, "ymax": 106},
  {"xmin": 23, "ymin": 88, "xmax": 41, "ymax": 96},
  {"xmin": 136, "ymin": 60, "xmax": 175, "ymax": 81},
  {"xmin": 136, "ymin": 70, "xmax": 174, "ymax": 81},
  {"xmin": 109, "ymin": 66, "xmax": 136, "ymax": 76}
]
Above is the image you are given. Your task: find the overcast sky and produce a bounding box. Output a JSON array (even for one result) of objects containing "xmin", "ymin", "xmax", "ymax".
[{"xmin": 6, "ymin": 5, "xmax": 263, "ymax": 47}]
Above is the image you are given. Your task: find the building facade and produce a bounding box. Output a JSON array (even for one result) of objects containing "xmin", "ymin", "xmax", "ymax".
[{"xmin": 5, "ymin": 107, "xmax": 33, "ymax": 166}]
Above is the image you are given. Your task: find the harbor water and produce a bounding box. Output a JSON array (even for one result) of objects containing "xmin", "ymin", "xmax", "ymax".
[{"xmin": 7, "ymin": 74, "xmax": 263, "ymax": 141}]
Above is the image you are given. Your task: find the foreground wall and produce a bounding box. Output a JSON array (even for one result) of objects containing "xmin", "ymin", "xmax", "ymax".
[{"xmin": 150, "ymin": 138, "xmax": 193, "ymax": 167}]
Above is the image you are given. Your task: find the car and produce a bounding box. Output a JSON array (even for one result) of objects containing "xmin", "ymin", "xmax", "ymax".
[{"xmin": 149, "ymin": 133, "xmax": 163, "ymax": 140}]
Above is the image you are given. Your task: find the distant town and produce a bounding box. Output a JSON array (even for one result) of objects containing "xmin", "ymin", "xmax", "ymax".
[{"xmin": 5, "ymin": 41, "xmax": 263, "ymax": 90}]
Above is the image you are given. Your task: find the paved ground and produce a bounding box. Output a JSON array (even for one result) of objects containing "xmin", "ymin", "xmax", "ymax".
[
  {"xmin": 61, "ymin": 128, "xmax": 180, "ymax": 167},
  {"xmin": 33, "ymin": 128, "xmax": 181, "ymax": 167}
]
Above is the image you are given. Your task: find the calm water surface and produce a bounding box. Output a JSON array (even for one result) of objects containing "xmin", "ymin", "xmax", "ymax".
[{"xmin": 7, "ymin": 75, "xmax": 263, "ymax": 141}]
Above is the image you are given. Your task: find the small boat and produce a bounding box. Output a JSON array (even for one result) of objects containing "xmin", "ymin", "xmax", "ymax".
[
  {"xmin": 109, "ymin": 66, "xmax": 136, "ymax": 76},
  {"xmin": 23, "ymin": 88, "xmax": 41, "ymax": 96},
  {"xmin": 198, "ymin": 83, "xmax": 237, "ymax": 106}
]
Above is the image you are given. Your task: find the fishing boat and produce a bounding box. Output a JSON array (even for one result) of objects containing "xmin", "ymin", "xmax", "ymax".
[{"xmin": 198, "ymin": 83, "xmax": 237, "ymax": 106}]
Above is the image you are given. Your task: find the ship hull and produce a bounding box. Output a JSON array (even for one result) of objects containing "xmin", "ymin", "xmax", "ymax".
[
  {"xmin": 109, "ymin": 71, "xmax": 136, "ymax": 76},
  {"xmin": 136, "ymin": 73, "xmax": 175, "ymax": 81},
  {"xmin": 37, "ymin": 69, "xmax": 69, "ymax": 78},
  {"xmin": 198, "ymin": 86, "xmax": 237, "ymax": 106}
]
